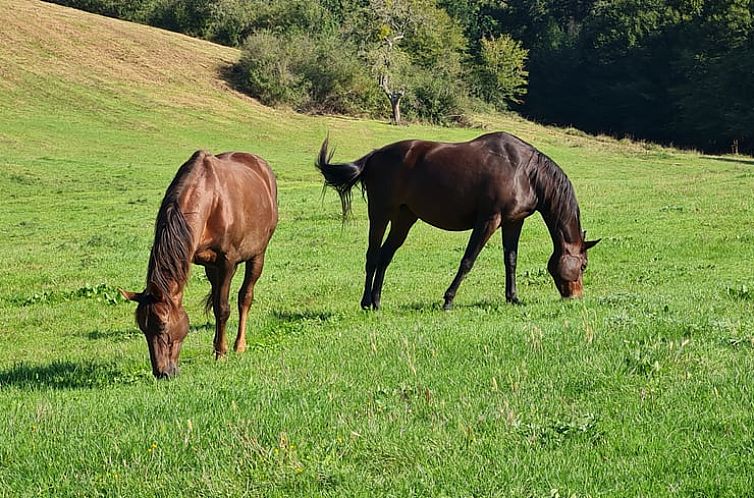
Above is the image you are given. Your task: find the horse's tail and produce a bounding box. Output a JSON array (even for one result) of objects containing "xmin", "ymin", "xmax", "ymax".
[{"xmin": 315, "ymin": 137, "xmax": 372, "ymax": 220}]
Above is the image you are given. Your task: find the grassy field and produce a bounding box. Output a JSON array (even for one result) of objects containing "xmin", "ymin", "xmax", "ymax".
[{"xmin": 2, "ymin": 1, "xmax": 754, "ymax": 496}]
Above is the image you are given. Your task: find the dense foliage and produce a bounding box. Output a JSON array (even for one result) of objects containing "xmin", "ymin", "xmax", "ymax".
[{"xmin": 49, "ymin": 0, "xmax": 754, "ymax": 151}]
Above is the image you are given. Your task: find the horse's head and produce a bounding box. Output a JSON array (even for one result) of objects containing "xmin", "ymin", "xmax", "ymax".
[
  {"xmin": 120, "ymin": 285, "xmax": 189, "ymax": 379},
  {"xmin": 548, "ymin": 231, "xmax": 600, "ymax": 299}
]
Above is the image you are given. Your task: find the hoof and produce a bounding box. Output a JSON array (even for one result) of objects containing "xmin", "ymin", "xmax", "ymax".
[
  {"xmin": 442, "ymin": 301, "xmax": 453, "ymax": 311},
  {"xmin": 507, "ymin": 297, "xmax": 523, "ymax": 305},
  {"xmin": 234, "ymin": 343, "xmax": 247, "ymax": 353}
]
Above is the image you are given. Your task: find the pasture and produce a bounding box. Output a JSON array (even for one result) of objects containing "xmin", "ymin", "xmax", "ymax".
[{"xmin": 1, "ymin": 1, "xmax": 753, "ymax": 496}]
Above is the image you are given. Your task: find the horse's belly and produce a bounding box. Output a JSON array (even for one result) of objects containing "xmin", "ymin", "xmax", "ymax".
[{"xmin": 408, "ymin": 202, "xmax": 477, "ymax": 231}]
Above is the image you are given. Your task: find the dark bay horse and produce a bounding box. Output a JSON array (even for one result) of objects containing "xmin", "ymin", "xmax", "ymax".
[
  {"xmin": 121, "ymin": 151, "xmax": 278, "ymax": 378},
  {"xmin": 316, "ymin": 131, "xmax": 599, "ymax": 310}
]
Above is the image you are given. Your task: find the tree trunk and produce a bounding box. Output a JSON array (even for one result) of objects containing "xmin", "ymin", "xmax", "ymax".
[{"xmin": 389, "ymin": 91, "xmax": 403, "ymax": 124}]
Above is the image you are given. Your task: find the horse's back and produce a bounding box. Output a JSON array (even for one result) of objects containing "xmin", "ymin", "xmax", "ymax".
[
  {"xmin": 208, "ymin": 151, "xmax": 278, "ymax": 226},
  {"xmin": 188, "ymin": 151, "xmax": 278, "ymax": 265},
  {"xmin": 469, "ymin": 132, "xmax": 538, "ymax": 166},
  {"xmin": 365, "ymin": 133, "xmax": 538, "ymax": 229},
  {"xmin": 212, "ymin": 152, "xmax": 277, "ymax": 199}
]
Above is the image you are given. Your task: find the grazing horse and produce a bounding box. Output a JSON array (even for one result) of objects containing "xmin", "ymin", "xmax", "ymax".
[
  {"xmin": 315, "ymin": 132, "xmax": 599, "ymax": 310},
  {"xmin": 121, "ymin": 151, "xmax": 277, "ymax": 378}
]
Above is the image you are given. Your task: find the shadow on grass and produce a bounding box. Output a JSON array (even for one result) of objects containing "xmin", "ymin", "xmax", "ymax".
[
  {"xmin": 0, "ymin": 360, "xmax": 147, "ymax": 390},
  {"xmin": 702, "ymin": 156, "xmax": 754, "ymax": 166},
  {"xmin": 246, "ymin": 310, "xmax": 337, "ymax": 348},
  {"xmin": 219, "ymin": 64, "xmax": 249, "ymax": 98},
  {"xmin": 87, "ymin": 322, "xmax": 213, "ymax": 341},
  {"xmin": 271, "ymin": 310, "xmax": 336, "ymax": 322},
  {"xmin": 400, "ymin": 301, "xmax": 443, "ymax": 312},
  {"xmin": 87, "ymin": 328, "xmax": 141, "ymax": 341},
  {"xmin": 190, "ymin": 322, "xmax": 214, "ymax": 334},
  {"xmin": 399, "ymin": 299, "xmax": 517, "ymax": 312}
]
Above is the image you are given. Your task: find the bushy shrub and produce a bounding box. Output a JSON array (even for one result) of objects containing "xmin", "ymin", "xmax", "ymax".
[
  {"xmin": 403, "ymin": 71, "xmax": 467, "ymax": 125},
  {"xmin": 297, "ymin": 36, "xmax": 382, "ymax": 115},
  {"xmin": 237, "ymin": 31, "xmax": 382, "ymax": 115},
  {"xmin": 200, "ymin": 0, "xmax": 258, "ymax": 46},
  {"xmin": 237, "ymin": 30, "xmax": 308, "ymax": 108}
]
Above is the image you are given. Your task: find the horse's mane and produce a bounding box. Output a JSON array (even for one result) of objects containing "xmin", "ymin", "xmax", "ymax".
[
  {"xmin": 527, "ymin": 153, "xmax": 581, "ymax": 234},
  {"xmin": 146, "ymin": 152, "xmax": 201, "ymax": 297}
]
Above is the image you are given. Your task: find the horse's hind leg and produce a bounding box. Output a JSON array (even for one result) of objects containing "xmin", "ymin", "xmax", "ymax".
[
  {"xmin": 370, "ymin": 206, "xmax": 417, "ymax": 310},
  {"xmin": 212, "ymin": 260, "xmax": 237, "ymax": 358},
  {"xmin": 361, "ymin": 212, "xmax": 389, "ymax": 309},
  {"xmin": 235, "ymin": 254, "xmax": 265, "ymax": 353},
  {"xmin": 443, "ymin": 216, "xmax": 501, "ymax": 310}
]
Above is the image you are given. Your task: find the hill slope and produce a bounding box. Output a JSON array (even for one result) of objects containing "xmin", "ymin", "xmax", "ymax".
[
  {"xmin": 0, "ymin": 0, "xmax": 665, "ymax": 165},
  {"xmin": 2, "ymin": 1, "xmax": 754, "ymax": 497}
]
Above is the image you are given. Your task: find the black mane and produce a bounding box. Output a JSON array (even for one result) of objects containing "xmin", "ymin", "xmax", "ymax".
[{"xmin": 527, "ymin": 153, "xmax": 581, "ymax": 240}]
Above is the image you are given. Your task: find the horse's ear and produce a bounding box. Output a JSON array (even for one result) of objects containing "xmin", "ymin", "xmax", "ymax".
[
  {"xmin": 120, "ymin": 289, "xmax": 145, "ymax": 303},
  {"xmin": 584, "ymin": 238, "xmax": 601, "ymax": 250}
]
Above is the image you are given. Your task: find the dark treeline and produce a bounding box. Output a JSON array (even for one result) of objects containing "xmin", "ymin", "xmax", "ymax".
[
  {"xmin": 49, "ymin": 0, "xmax": 754, "ymax": 153},
  {"xmin": 475, "ymin": 0, "xmax": 754, "ymax": 154}
]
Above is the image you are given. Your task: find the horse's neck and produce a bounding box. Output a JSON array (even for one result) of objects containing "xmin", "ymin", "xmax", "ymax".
[
  {"xmin": 541, "ymin": 210, "xmax": 581, "ymax": 252},
  {"xmin": 529, "ymin": 157, "xmax": 582, "ymax": 251}
]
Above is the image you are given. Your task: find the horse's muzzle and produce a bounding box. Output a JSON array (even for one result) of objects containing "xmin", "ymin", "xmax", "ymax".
[
  {"xmin": 153, "ymin": 364, "xmax": 179, "ymax": 379},
  {"xmin": 558, "ymin": 280, "xmax": 583, "ymax": 299}
]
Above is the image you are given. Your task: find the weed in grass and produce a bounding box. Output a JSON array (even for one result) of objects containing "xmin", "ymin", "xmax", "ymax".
[
  {"xmin": 622, "ymin": 337, "xmax": 691, "ymax": 377},
  {"xmin": 725, "ymin": 284, "xmax": 752, "ymax": 301},
  {"xmin": 9, "ymin": 283, "xmax": 127, "ymax": 307},
  {"xmin": 520, "ymin": 413, "xmax": 602, "ymax": 447},
  {"xmin": 724, "ymin": 336, "xmax": 754, "ymax": 348}
]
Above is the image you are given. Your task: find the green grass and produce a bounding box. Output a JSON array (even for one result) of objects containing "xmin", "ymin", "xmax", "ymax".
[{"xmin": 2, "ymin": 1, "xmax": 754, "ymax": 496}]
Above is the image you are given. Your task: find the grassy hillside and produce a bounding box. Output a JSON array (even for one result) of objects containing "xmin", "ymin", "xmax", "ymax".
[{"xmin": 1, "ymin": 1, "xmax": 754, "ymax": 496}]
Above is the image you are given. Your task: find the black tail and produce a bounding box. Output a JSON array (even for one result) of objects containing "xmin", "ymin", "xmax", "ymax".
[{"xmin": 315, "ymin": 137, "xmax": 369, "ymax": 219}]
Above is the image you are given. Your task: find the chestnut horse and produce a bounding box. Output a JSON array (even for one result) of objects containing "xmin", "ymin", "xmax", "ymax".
[
  {"xmin": 316, "ymin": 131, "xmax": 599, "ymax": 310},
  {"xmin": 122, "ymin": 151, "xmax": 277, "ymax": 378}
]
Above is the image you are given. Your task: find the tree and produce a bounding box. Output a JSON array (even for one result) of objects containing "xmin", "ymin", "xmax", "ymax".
[
  {"xmin": 373, "ymin": 29, "xmax": 407, "ymax": 123},
  {"xmin": 364, "ymin": 0, "xmax": 414, "ymax": 124},
  {"xmin": 473, "ymin": 34, "xmax": 529, "ymax": 110}
]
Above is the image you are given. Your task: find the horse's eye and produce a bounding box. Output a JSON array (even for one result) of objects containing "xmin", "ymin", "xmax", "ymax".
[{"xmin": 581, "ymin": 262, "xmax": 588, "ymax": 272}]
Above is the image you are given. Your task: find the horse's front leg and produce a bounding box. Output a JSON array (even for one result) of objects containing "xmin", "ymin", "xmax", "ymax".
[
  {"xmin": 361, "ymin": 214, "xmax": 388, "ymax": 310},
  {"xmin": 212, "ymin": 260, "xmax": 237, "ymax": 358},
  {"xmin": 502, "ymin": 220, "xmax": 524, "ymax": 304},
  {"xmin": 443, "ymin": 216, "xmax": 500, "ymax": 310}
]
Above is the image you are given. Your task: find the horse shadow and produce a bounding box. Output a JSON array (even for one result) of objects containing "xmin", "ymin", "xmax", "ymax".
[
  {"xmin": 271, "ymin": 309, "xmax": 336, "ymax": 323},
  {"xmin": 400, "ymin": 301, "xmax": 444, "ymax": 312},
  {"xmin": 399, "ymin": 299, "xmax": 520, "ymax": 313},
  {"xmin": 87, "ymin": 328, "xmax": 141, "ymax": 341},
  {"xmin": 0, "ymin": 360, "xmax": 147, "ymax": 390}
]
